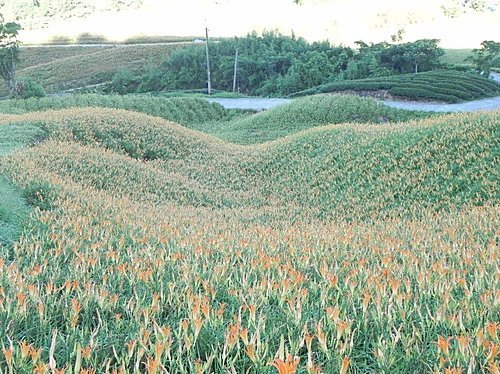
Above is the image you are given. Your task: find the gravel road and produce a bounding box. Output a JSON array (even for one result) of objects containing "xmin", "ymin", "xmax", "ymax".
[
  {"xmin": 209, "ymin": 73, "xmax": 500, "ymax": 112},
  {"xmin": 209, "ymin": 77, "xmax": 500, "ymax": 113},
  {"xmin": 207, "ymin": 98, "xmax": 292, "ymax": 110},
  {"xmin": 382, "ymin": 96, "xmax": 500, "ymax": 112}
]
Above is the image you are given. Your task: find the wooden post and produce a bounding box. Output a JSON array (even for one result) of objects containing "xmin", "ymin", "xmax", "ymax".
[
  {"xmin": 205, "ymin": 24, "xmax": 212, "ymax": 95},
  {"xmin": 232, "ymin": 48, "xmax": 238, "ymax": 92}
]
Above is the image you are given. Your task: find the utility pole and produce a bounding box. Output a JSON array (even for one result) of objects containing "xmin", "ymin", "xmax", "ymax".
[
  {"xmin": 204, "ymin": 22, "xmax": 212, "ymax": 95},
  {"xmin": 232, "ymin": 48, "xmax": 239, "ymax": 93}
]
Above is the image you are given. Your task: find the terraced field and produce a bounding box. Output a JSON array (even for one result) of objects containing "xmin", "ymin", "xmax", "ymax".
[
  {"xmin": 2, "ymin": 44, "xmax": 189, "ymax": 95},
  {"xmin": 291, "ymin": 70, "xmax": 500, "ymax": 103},
  {"xmin": 0, "ymin": 95, "xmax": 498, "ymax": 373}
]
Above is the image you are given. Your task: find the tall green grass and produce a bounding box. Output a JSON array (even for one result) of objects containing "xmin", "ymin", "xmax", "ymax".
[
  {"xmin": 3, "ymin": 107, "xmax": 496, "ymax": 221},
  {"xmin": 0, "ymin": 123, "xmax": 40, "ymax": 251},
  {"xmin": 0, "ymin": 94, "xmax": 435, "ymax": 145}
]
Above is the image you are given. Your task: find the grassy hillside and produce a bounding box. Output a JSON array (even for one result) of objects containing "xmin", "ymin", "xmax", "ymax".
[
  {"xmin": 0, "ymin": 103, "xmax": 498, "ymax": 372},
  {"xmin": 291, "ymin": 70, "xmax": 500, "ymax": 103},
  {"xmin": 441, "ymin": 48, "xmax": 473, "ymax": 65},
  {"xmin": 17, "ymin": 46, "xmax": 113, "ymax": 70},
  {"xmin": 0, "ymin": 95, "xmax": 230, "ymax": 125},
  {"xmin": 4, "ymin": 43, "xmax": 188, "ymax": 95},
  {"xmin": 2, "ymin": 107, "xmax": 497, "ymax": 219},
  {"xmin": 193, "ymin": 95, "xmax": 433, "ymax": 144},
  {"xmin": 0, "ymin": 94, "xmax": 432, "ymax": 144}
]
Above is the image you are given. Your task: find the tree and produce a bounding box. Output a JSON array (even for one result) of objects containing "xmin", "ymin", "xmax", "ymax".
[
  {"xmin": 0, "ymin": 13, "xmax": 22, "ymax": 97},
  {"xmin": 468, "ymin": 40, "xmax": 500, "ymax": 76},
  {"xmin": 403, "ymin": 39, "xmax": 444, "ymax": 73},
  {"xmin": 380, "ymin": 39, "xmax": 444, "ymax": 74}
]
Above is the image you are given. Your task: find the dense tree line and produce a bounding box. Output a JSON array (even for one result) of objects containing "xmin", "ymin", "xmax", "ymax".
[{"xmin": 111, "ymin": 31, "xmax": 446, "ymax": 96}]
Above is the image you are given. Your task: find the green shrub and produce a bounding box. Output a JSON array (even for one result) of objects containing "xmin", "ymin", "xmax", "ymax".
[
  {"xmin": 109, "ymin": 69, "xmax": 139, "ymax": 95},
  {"xmin": 19, "ymin": 78, "xmax": 46, "ymax": 99}
]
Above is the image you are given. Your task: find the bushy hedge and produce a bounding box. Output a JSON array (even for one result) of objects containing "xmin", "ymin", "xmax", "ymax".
[
  {"xmin": 388, "ymin": 87, "xmax": 460, "ymax": 103},
  {"xmin": 291, "ymin": 70, "xmax": 500, "ymax": 102}
]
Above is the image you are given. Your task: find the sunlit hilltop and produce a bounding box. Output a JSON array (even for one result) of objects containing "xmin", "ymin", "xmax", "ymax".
[{"xmin": 4, "ymin": 0, "xmax": 500, "ymax": 47}]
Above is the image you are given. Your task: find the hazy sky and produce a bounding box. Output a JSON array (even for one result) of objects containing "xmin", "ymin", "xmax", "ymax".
[{"xmin": 13, "ymin": 0, "xmax": 500, "ymax": 47}]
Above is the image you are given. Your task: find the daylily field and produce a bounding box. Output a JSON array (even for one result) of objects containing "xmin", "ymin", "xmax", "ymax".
[{"xmin": 0, "ymin": 95, "xmax": 498, "ymax": 373}]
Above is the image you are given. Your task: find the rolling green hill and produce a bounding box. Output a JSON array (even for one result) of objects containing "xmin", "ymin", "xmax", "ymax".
[
  {"xmin": 192, "ymin": 95, "xmax": 432, "ymax": 144},
  {"xmin": 0, "ymin": 94, "xmax": 433, "ymax": 144},
  {"xmin": 2, "ymin": 106, "xmax": 497, "ymax": 220},
  {"xmin": 0, "ymin": 95, "xmax": 230, "ymax": 125},
  {"xmin": 291, "ymin": 70, "xmax": 500, "ymax": 103},
  {"xmin": 0, "ymin": 99, "xmax": 498, "ymax": 373}
]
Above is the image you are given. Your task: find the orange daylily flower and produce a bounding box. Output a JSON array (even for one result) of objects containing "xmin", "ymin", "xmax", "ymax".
[
  {"xmin": 437, "ymin": 335, "xmax": 451, "ymax": 356},
  {"xmin": 486, "ymin": 322, "xmax": 498, "ymax": 339},
  {"xmin": 270, "ymin": 354, "xmax": 300, "ymax": 374}
]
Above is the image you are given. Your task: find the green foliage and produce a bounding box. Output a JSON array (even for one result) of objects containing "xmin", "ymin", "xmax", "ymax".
[
  {"xmin": 19, "ymin": 77, "xmax": 45, "ymax": 98},
  {"xmin": 109, "ymin": 69, "xmax": 138, "ymax": 95},
  {"xmin": 0, "ymin": 102, "xmax": 498, "ymax": 372},
  {"xmin": 0, "ymin": 122, "xmax": 47, "ymax": 155},
  {"xmin": 150, "ymin": 35, "xmax": 450, "ymax": 96},
  {"xmin": 195, "ymin": 95, "xmax": 434, "ymax": 144},
  {"xmin": 379, "ymin": 39, "xmax": 444, "ymax": 74},
  {"xmin": 21, "ymin": 181, "xmax": 55, "ymax": 211},
  {"xmin": 0, "ymin": 94, "xmax": 230, "ymax": 125},
  {"xmin": 160, "ymin": 31, "xmax": 353, "ymax": 96},
  {"xmin": 291, "ymin": 70, "xmax": 500, "ymax": 102},
  {"xmin": 0, "ymin": 16, "xmax": 22, "ymax": 97},
  {"xmin": 468, "ymin": 40, "xmax": 500, "ymax": 76},
  {"xmin": 0, "ymin": 177, "xmax": 30, "ymax": 250},
  {"xmin": 440, "ymin": 49, "xmax": 473, "ymax": 65},
  {"xmin": 136, "ymin": 64, "xmax": 164, "ymax": 93}
]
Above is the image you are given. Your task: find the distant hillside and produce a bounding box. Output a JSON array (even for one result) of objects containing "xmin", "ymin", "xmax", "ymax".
[
  {"xmin": 3, "ymin": 0, "xmax": 143, "ymax": 30},
  {"xmin": 1, "ymin": 43, "xmax": 187, "ymax": 96}
]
